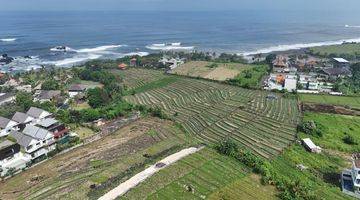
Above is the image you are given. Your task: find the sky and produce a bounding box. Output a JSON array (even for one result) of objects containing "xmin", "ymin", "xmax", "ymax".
[{"xmin": 0, "ymin": 0, "xmax": 360, "ymax": 11}]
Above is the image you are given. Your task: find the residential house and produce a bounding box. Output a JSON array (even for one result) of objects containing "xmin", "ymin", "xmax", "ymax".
[
  {"xmin": 299, "ymin": 74, "xmax": 319, "ymax": 90},
  {"xmin": 0, "ymin": 117, "xmax": 19, "ymax": 137},
  {"xmin": 320, "ymin": 67, "xmax": 352, "ymax": 81},
  {"xmin": 37, "ymin": 118, "xmax": 69, "ymax": 140},
  {"xmin": 272, "ymin": 55, "xmax": 289, "ymax": 73},
  {"xmin": 33, "ymin": 90, "xmax": 61, "ymax": 103},
  {"xmin": 0, "ymin": 139, "xmax": 31, "ymax": 177},
  {"xmin": 26, "ymin": 107, "xmax": 52, "ymax": 122},
  {"xmin": 12, "ymin": 112, "xmax": 34, "ymax": 130},
  {"xmin": 15, "ymin": 85, "xmax": 32, "ymax": 93},
  {"xmin": 0, "ymin": 93, "xmax": 15, "ymax": 105},
  {"xmin": 10, "ymin": 125, "xmax": 56, "ymax": 160},
  {"xmin": 332, "ymin": 58, "xmax": 350, "ymax": 68},
  {"xmin": 68, "ymin": 84, "xmax": 87, "ymax": 98}
]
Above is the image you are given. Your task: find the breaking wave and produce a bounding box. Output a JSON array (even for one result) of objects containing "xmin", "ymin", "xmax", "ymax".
[
  {"xmin": 241, "ymin": 37, "xmax": 360, "ymax": 56},
  {"xmin": 75, "ymin": 45, "xmax": 123, "ymax": 53},
  {"xmin": 123, "ymin": 52, "xmax": 150, "ymax": 57},
  {"xmin": 345, "ymin": 25, "xmax": 360, "ymax": 28},
  {"xmin": 0, "ymin": 38, "xmax": 17, "ymax": 42},
  {"xmin": 45, "ymin": 54, "xmax": 102, "ymax": 66},
  {"xmin": 146, "ymin": 43, "xmax": 194, "ymax": 50}
]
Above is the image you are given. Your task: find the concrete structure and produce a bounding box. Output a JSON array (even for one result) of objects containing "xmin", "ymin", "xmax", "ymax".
[
  {"xmin": 0, "ymin": 140, "xmax": 31, "ymax": 177},
  {"xmin": 341, "ymin": 154, "xmax": 360, "ymax": 198},
  {"xmin": 284, "ymin": 75, "xmax": 297, "ymax": 92},
  {"xmin": 302, "ymin": 138, "xmax": 321, "ymax": 153}
]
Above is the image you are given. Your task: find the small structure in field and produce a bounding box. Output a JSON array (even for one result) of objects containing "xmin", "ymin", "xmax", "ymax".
[
  {"xmin": 341, "ymin": 153, "xmax": 360, "ymax": 198},
  {"xmin": 301, "ymin": 138, "xmax": 321, "ymax": 153},
  {"xmin": 130, "ymin": 58, "xmax": 137, "ymax": 67},
  {"xmin": 118, "ymin": 63, "xmax": 127, "ymax": 70}
]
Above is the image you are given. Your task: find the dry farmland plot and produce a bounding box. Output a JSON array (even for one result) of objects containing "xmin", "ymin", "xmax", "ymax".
[
  {"xmin": 0, "ymin": 118, "xmax": 190, "ymax": 200},
  {"xmin": 125, "ymin": 77, "xmax": 300, "ymax": 159},
  {"xmin": 170, "ymin": 61, "xmax": 254, "ymax": 81}
]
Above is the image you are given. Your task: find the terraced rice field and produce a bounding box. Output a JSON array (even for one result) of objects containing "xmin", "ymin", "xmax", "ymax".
[
  {"xmin": 122, "ymin": 148, "xmax": 257, "ymax": 200},
  {"xmin": 125, "ymin": 77, "xmax": 300, "ymax": 159},
  {"xmin": 113, "ymin": 68, "xmax": 167, "ymax": 90}
]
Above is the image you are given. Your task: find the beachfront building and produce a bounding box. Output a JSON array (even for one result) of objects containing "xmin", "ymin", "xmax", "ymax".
[
  {"xmin": 0, "ymin": 117, "xmax": 19, "ymax": 137},
  {"xmin": 0, "ymin": 139, "xmax": 31, "ymax": 177}
]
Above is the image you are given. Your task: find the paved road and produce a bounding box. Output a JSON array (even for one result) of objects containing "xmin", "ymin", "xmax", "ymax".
[{"xmin": 98, "ymin": 147, "xmax": 202, "ymax": 200}]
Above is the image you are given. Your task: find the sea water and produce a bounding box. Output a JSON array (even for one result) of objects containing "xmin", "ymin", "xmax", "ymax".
[{"xmin": 0, "ymin": 10, "xmax": 360, "ymax": 70}]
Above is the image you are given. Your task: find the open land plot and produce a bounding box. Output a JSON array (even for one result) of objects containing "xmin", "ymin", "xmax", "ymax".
[
  {"xmin": 300, "ymin": 94, "xmax": 360, "ymax": 109},
  {"xmin": 124, "ymin": 74, "xmax": 300, "ymax": 159},
  {"xmin": 122, "ymin": 147, "xmax": 278, "ymax": 200},
  {"xmin": 264, "ymin": 112, "xmax": 360, "ymax": 200},
  {"xmin": 170, "ymin": 61, "xmax": 255, "ymax": 81},
  {"xmin": 112, "ymin": 68, "xmax": 168, "ymax": 90},
  {"xmin": 301, "ymin": 112, "xmax": 360, "ymax": 153},
  {"xmin": 0, "ymin": 118, "xmax": 190, "ymax": 200}
]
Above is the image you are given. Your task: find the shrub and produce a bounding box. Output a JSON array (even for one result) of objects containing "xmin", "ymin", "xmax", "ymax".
[
  {"xmin": 343, "ymin": 135, "xmax": 358, "ymax": 145},
  {"xmin": 215, "ymin": 138, "xmax": 239, "ymax": 157}
]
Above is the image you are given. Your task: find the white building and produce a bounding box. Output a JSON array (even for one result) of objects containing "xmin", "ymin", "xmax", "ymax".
[
  {"xmin": 284, "ymin": 75, "xmax": 297, "ymax": 92},
  {"xmin": 0, "ymin": 117, "xmax": 19, "ymax": 137},
  {"xmin": 10, "ymin": 125, "xmax": 56, "ymax": 160},
  {"xmin": 0, "ymin": 140, "xmax": 31, "ymax": 177}
]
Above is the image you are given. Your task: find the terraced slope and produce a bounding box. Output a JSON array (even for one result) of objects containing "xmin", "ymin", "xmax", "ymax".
[
  {"xmin": 113, "ymin": 68, "xmax": 168, "ymax": 90},
  {"xmin": 125, "ymin": 78, "xmax": 300, "ymax": 159}
]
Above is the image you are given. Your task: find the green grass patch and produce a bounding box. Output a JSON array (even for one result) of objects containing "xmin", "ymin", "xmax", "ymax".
[
  {"xmin": 227, "ymin": 64, "xmax": 268, "ymax": 89},
  {"xmin": 301, "ymin": 112, "xmax": 360, "ymax": 152},
  {"xmin": 300, "ymin": 94, "xmax": 360, "ymax": 109},
  {"xmin": 309, "ymin": 43, "xmax": 360, "ymax": 59}
]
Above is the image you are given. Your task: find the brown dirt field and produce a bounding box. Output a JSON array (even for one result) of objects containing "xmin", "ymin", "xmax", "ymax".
[
  {"xmin": 0, "ymin": 118, "xmax": 185, "ymax": 200},
  {"xmin": 171, "ymin": 61, "xmax": 253, "ymax": 81},
  {"xmin": 204, "ymin": 67, "xmax": 241, "ymax": 81}
]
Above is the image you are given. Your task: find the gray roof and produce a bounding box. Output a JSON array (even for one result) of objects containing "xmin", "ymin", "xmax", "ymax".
[
  {"xmin": 37, "ymin": 118, "xmax": 58, "ymax": 128},
  {"xmin": 0, "ymin": 140, "xmax": 15, "ymax": 150},
  {"xmin": 322, "ymin": 68, "xmax": 351, "ymax": 76},
  {"xmin": 0, "ymin": 93, "xmax": 15, "ymax": 102},
  {"xmin": 23, "ymin": 124, "xmax": 51, "ymax": 140},
  {"xmin": 12, "ymin": 112, "xmax": 33, "ymax": 124},
  {"xmin": 9, "ymin": 131, "xmax": 34, "ymax": 147},
  {"xmin": 26, "ymin": 107, "xmax": 50, "ymax": 118},
  {"xmin": 38, "ymin": 90, "xmax": 61, "ymax": 100},
  {"xmin": 0, "ymin": 116, "xmax": 11, "ymax": 129},
  {"xmin": 69, "ymin": 84, "xmax": 87, "ymax": 92}
]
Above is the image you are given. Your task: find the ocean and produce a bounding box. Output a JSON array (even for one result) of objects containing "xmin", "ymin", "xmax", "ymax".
[{"xmin": 1, "ymin": 10, "xmax": 360, "ymax": 71}]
